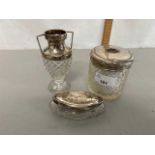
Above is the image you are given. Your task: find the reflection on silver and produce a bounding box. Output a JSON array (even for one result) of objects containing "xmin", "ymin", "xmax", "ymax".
[{"xmin": 53, "ymin": 91, "xmax": 104, "ymax": 109}]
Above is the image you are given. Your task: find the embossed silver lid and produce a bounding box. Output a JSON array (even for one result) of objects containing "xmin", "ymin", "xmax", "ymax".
[
  {"xmin": 53, "ymin": 91, "xmax": 104, "ymax": 109},
  {"xmin": 90, "ymin": 45, "xmax": 134, "ymax": 70}
]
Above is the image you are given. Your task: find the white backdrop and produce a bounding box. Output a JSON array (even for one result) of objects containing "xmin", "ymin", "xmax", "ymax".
[
  {"xmin": 0, "ymin": 19, "xmax": 154, "ymax": 49},
  {"xmin": 0, "ymin": 19, "xmax": 104, "ymax": 49},
  {"xmin": 111, "ymin": 19, "xmax": 155, "ymax": 48}
]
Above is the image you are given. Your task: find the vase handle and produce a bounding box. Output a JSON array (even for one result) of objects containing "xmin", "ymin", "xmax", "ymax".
[
  {"xmin": 66, "ymin": 31, "xmax": 74, "ymax": 49},
  {"xmin": 36, "ymin": 34, "xmax": 45, "ymax": 54}
]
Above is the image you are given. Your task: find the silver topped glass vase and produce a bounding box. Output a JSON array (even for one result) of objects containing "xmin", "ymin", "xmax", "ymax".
[{"xmin": 37, "ymin": 29, "xmax": 74, "ymax": 92}]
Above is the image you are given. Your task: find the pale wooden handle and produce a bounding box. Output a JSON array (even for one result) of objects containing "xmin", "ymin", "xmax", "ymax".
[{"xmin": 102, "ymin": 19, "xmax": 113, "ymax": 48}]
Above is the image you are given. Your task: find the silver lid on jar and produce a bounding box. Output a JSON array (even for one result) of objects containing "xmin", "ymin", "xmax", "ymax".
[
  {"xmin": 53, "ymin": 91, "xmax": 104, "ymax": 110},
  {"xmin": 90, "ymin": 45, "xmax": 134, "ymax": 70}
]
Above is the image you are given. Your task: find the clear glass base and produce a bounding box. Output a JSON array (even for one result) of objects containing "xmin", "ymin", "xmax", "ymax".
[
  {"xmin": 42, "ymin": 55, "xmax": 72, "ymax": 92},
  {"xmin": 50, "ymin": 101, "xmax": 104, "ymax": 120},
  {"xmin": 88, "ymin": 85, "xmax": 122, "ymax": 101},
  {"xmin": 88, "ymin": 61, "xmax": 129, "ymax": 101},
  {"xmin": 48, "ymin": 80, "xmax": 70, "ymax": 92}
]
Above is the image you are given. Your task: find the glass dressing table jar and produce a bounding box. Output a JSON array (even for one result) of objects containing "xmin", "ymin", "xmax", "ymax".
[{"xmin": 88, "ymin": 45, "xmax": 134, "ymax": 100}]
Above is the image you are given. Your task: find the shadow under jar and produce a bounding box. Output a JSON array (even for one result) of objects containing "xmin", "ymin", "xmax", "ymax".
[
  {"xmin": 37, "ymin": 29, "xmax": 74, "ymax": 92},
  {"xmin": 88, "ymin": 45, "xmax": 134, "ymax": 100}
]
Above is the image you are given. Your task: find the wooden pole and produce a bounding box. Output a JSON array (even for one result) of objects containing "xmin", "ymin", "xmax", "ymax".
[{"xmin": 102, "ymin": 19, "xmax": 113, "ymax": 48}]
